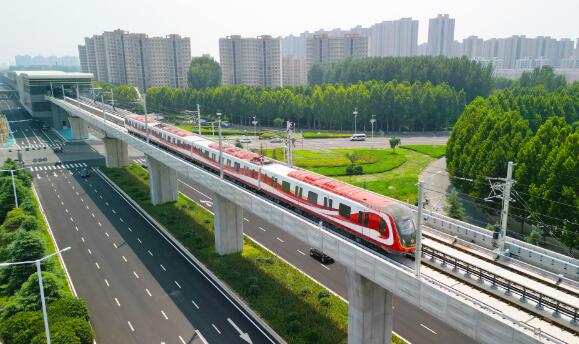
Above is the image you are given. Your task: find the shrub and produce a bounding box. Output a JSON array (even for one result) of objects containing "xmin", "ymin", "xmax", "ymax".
[
  {"xmin": 317, "ymin": 290, "xmax": 330, "ymax": 300},
  {"xmin": 247, "ymin": 276, "xmax": 258, "ymax": 285},
  {"xmin": 3, "ymin": 230, "xmax": 46, "ymax": 293},
  {"xmin": 305, "ymin": 330, "xmax": 320, "ymax": 342},
  {"xmin": 320, "ymin": 298, "xmax": 331, "ymax": 308},
  {"xmin": 299, "ymin": 288, "xmax": 311, "ymax": 297},
  {"xmin": 345, "ymin": 165, "xmax": 354, "ymax": 175},
  {"xmin": 286, "ymin": 311, "xmax": 299, "ymax": 322},
  {"xmin": 16, "ymin": 272, "xmax": 67, "ymax": 312},
  {"xmin": 48, "ymin": 297, "xmax": 90, "ymax": 321},
  {"xmin": 0, "ymin": 311, "xmax": 43, "ymax": 344},
  {"xmin": 19, "ymin": 200, "xmax": 37, "ymax": 217},
  {"xmin": 61, "ymin": 318, "xmax": 94, "ymax": 344},
  {"xmin": 19, "ymin": 216, "xmax": 39, "ymax": 232},
  {"xmin": 287, "ymin": 319, "xmax": 301, "ymax": 333},
  {"xmin": 248, "ymin": 284, "xmax": 260, "ymax": 295},
  {"xmin": 2, "ymin": 208, "xmax": 27, "ymax": 232},
  {"xmin": 353, "ymin": 165, "xmax": 363, "ymax": 175}
]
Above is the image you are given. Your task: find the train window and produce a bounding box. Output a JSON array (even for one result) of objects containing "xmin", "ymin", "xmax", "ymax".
[
  {"xmin": 299, "ymin": 187, "xmax": 303, "ymax": 198},
  {"xmin": 339, "ymin": 204, "xmax": 351, "ymax": 218},
  {"xmin": 234, "ymin": 162, "xmax": 240, "ymax": 171},
  {"xmin": 364, "ymin": 213, "xmax": 369, "ymax": 226},
  {"xmin": 323, "ymin": 197, "xmax": 328, "ymax": 208},
  {"xmin": 282, "ymin": 181, "xmax": 290, "ymax": 192},
  {"xmin": 358, "ymin": 211, "xmax": 363, "ymax": 225},
  {"xmin": 379, "ymin": 220, "xmax": 387, "ymax": 235},
  {"xmin": 329, "ymin": 199, "xmax": 333, "ymax": 209},
  {"xmin": 308, "ymin": 191, "xmax": 318, "ymax": 204},
  {"xmin": 244, "ymin": 166, "xmax": 248, "ymax": 175},
  {"xmin": 294, "ymin": 185, "xmax": 299, "ymax": 195}
]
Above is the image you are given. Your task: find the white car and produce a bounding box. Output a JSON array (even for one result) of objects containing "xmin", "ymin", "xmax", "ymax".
[
  {"xmin": 270, "ymin": 137, "xmax": 283, "ymax": 143},
  {"xmin": 240, "ymin": 138, "xmax": 252, "ymax": 144},
  {"xmin": 350, "ymin": 133, "xmax": 367, "ymax": 141}
]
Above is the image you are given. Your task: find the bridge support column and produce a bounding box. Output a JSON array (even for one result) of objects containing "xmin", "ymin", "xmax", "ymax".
[
  {"xmin": 68, "ymin": 116, "xmax": 89, "ymax": 140},
  {"xmin": 146, "ymin": 155, "xmax": 178, "ymax": 205},
  {"xmin": 214, "ymin": 193, "xmax": 244, "ymax": 255},
  {"xmin": 103, "ymin": 137, "xmax": 128, "ymax": 168},
  {"xmin": 347, "ymin": 269, "xmax": 393, "ymax": 344}
]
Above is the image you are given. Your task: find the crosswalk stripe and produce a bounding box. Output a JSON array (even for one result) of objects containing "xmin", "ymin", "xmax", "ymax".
[
  {"xmin": 72, "ymin": 163, "xmax": 78, "ymax": 168},
  {"xmin": 31, "ymin": 167, "xmax": 36, "ymax": 171},
  {"xmin": 65, "ymin": 164, "xmax": 71, "ymax": 168},
  {"xmin": 81, "ymin": 163, "xmax": 87, "ymax": 167}
]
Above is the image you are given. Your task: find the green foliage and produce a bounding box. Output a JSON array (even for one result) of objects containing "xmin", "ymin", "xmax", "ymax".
[
  {"xmin": 0, "ymin": 311, "xmax": 43, "ymax": 344},
  {"xmin": 2, "ymin": 230, "xmax": 46, "ymax": 293},
  {"xmin": 447, "ymin": 84, "xmax": 578, "ymax": 248},
  {"xmin": 188, "ymin": 55, "xmax": 221, "ymax": 89},
  {"xmin": 400, "ymin": 145, "xmax": 446, "ymax": 158},
  {"xmin": 47, "ymin": 297, "xmax": 90, "ymax": 321},
  {"xmin": 145, "ymin": 79, "xmax": 465, "ymax": 132},
  {"xmin": 389, "ymin": 137, "xmax": 401, "ymax": 151},
  {"xmin": 447, "ymin": 190, "xmax": 466, "ymax": 221},
  {"xmin": 526, "ymin": 226, "xmax": 542, "ymax": 246},
  {"xmin": 308, "ymin": 56, "xmax": 494, "ymax": 101},
  {"xmin": 560, "ymin": 222, "xmax": 578, "ymax": 255},
  {"xmin": 1, "ymin": 208, "xmax": 27, "ymax": 232},
  {"xmin": 18, "ymin": 216, "xmax": 39, "ymax": 232},
  {"xmin": 345, "ymin": 151, "xmax": 360, "ymax": 166},
  {"xmin": 520, "ymin": 66, "xmax": 567, "ymax": 91},
  {"xmin": 273, "ymin": 117, "xmax": 284, "ymax": 128}
]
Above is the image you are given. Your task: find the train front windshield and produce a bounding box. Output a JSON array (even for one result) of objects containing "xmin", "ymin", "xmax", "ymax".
[{"xmin": 384, "ymin": 204, "xmax": 417, "ymax": 248}]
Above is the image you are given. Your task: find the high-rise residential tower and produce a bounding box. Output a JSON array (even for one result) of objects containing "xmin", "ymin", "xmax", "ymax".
[
  {"xmin": 219, "ymin": 35, "xmax": 282, "ymax": 87},
  {"xmin": 369, "ymin": 18, "xmax": 418, "ymax": 57},
  {"xmin": 427, "ymin": 14, "xmax": 455, "ymax": 57},
  {"xmin": 306, "ymin": 33, "xmax": 368, "ymax": 67},
  {"xmin": 78, "ymin": 29, "xmax": 191, "ymax": 90}
]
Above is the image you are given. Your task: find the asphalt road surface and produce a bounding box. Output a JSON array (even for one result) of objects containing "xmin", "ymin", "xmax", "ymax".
[
  {"xmin": 165, "ymin": 169, "xmax": 476, "ymax": 344},
  {"xmin": 34, "ymin": 163, "xmax": 276, "ymax": 344}
]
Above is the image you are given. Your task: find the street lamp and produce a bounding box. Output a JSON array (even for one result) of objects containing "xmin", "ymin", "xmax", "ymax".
[
  {"xmin": 370, "ymin": 115, "xmax": 376, "ymax": 148},
  {"xmin": 0, "ymin": 247, "xmax": 72, "ymax": 344},
  {"xmin": 251, "ymin": 116, "xmax": 258, "ymax": 140},
  {"xmin": 0, "ymin": 167, "xmax": 31, "ymax": 207},
  {"xmin": 216, "ymin": 113, "xmax": 223, "ymax": 179},
  {"xmin": 132, "ymin": 87, "xmax": 149, "ymax": 144},
  {"xmin": 353, "ymin": 108, "xmax": 358, "ymax": 135}
]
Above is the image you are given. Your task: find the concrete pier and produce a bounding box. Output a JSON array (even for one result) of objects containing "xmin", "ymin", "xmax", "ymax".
[
  {"xmin": 103, "ymin": 137, "xmax": 128, "ymax": 168},
  {"xmin": 347, "ymin": 269, "xmax": 393, "ymax": 344},
  {"xmin": 146, "ymin": 155, "xmax": 178, "ymax": 205},
  {"xmin": 214, "ymin": 193, "xmax": 244, "ymax": 255},
  {"xmin": 68, "ymin": 116, "xmax": 89, "ymax": 140}
]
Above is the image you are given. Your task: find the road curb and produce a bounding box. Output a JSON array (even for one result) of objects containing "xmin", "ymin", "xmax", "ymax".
[{"xmin": 95, "ymin": 168, "xmax": 286, "ymax": 344}]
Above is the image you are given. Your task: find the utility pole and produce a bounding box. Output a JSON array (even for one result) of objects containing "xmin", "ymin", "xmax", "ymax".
[
  {"xmin": 61, "ymin": 84, "xmax": 65, "ymax": 99},
  {"xmin": 370, "ymin": 114, "xmax": 376, "ymax": 148},
  {"xmin": 197, "ymin": 104, "xmax": 201, "ymax": 135},
  {"xmin": 217, "ymin": 113, "xmax": 223, "ymax": 179},
  {"xmin": 252, "ymin": 116, "xmax": 258, "ymax": 139},
  {"xmin": 143, "ymin": 94, "xmax": 149, "ymax": 144},
  {"xmin": 9, "ymin": 170, "xmax": 18, "ymax": 208},
  {"xmin": 486, "ymin": 161, "xmax": 516, "ymax": 254},
  {"xmin": 415, "ymin": 180, "xmax": 424, "ymax": 277},
  {"xmin": 286, "ymin": 121, "xmax": 294, "ymax": 166}
]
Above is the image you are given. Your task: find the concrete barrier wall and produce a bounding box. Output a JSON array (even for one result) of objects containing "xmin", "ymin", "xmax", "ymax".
[{"xmin": 49, "ymin": 97, "xmax": 555, "ymax": 344}]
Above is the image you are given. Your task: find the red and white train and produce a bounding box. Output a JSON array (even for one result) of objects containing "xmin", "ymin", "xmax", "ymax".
[{"xmin": 125, "ymin": 114, "xmax": 417, "ymax": 253}]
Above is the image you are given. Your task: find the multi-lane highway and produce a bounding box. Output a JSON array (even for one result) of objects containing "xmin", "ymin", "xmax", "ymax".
[{"xmin": 34, "ymin": 163, "xmax": 277, "ymax": 344}]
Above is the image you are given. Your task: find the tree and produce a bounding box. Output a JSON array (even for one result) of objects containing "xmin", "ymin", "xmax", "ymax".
[
  {"xmin": 273, "ymin": 117, "xmax": 284, "ymax": 128},
  {"xmin": 307, "ymin": 64, "xmax": 325, "ymax": 86},
  {"xmin": 447, "ymin": 190, "xmax": 465, "ymax": 221},
  {"xmin": 345, "ymin": 151, "xmax": 360, "ymax": 167},
  {"xmin": 389, "ymin": 137, "xmax": 401, "ymax": 151},
  {"xmin": 520, "ymin": 66, "xmax": 566, "ymax": 91},
  {"xmin": 1, "ymin": 208, "xmax": 27, "ymax": 232},
  {"xmin": 560, "ymin": 222, "xmax": 578, "ymax": 256},
  {"xmin": 2, "ymin": 229, "xmax": 46, "ymax": 293},
  {"xmin": 526, "ymin": 226, "xmax": 542, "ymax": 246},
  {"xmin": 187, "ymin": 56, "xmax": 221, "ymax": 89}
]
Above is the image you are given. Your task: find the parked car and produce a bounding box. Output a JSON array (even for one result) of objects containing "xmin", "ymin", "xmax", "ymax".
[
  {"xmin": 309, "ymin": 248, "xmax": 334, "ymax": 264},
  {"xmin": 54, "ymin": 161, "xmax": 62, "ymax": 166},
  {"xmin": 53, "ymin": 146, "xmax": 63, "ymax": 153},
  {"xmin": 270, "ymin": 137, "xmax": 283, "ymax": 143},
  {"xmin": 80, "ymin": 168, "xmax": 91, "ymax": 178},
  {"xmin": 350, "ymin": 133, "xmax": 367, "ymax": 141},
  {"xmin": 240, "ymin": 138, "xmax": 252, "ymax": 144}
]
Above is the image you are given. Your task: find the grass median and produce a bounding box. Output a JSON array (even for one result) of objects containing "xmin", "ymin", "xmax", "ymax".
[
  {"xmin": 399, "ymin": 145, "xmax": 446, "ymax": 158},
  {"xmin": 101, "ymin": 163, "xmax": 405, "ymax": 344}
]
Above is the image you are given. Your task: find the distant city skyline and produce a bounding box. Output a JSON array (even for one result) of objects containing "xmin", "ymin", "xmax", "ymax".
[{"xmin": 1, "ymin": 0, "xmax": 578, "ymax": 66}]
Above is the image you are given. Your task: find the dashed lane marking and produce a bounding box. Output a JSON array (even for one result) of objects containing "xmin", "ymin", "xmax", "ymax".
[
  {"xmin": 297, "ymin": 249, "xmax": 306, "ymax": 255},
  {"xmin": 191, "ymin": 300, "xmax": 200, "ymax": 309},
  {"xmin": 212, "ymin": 324, "xmax": 221, "ymax": 334},
  {"xmin": 161, "ymin": 310, "xmax": 168, "ymax": 320}
]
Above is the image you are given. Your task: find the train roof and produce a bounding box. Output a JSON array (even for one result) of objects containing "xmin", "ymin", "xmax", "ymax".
[
  {"xmin": 126, "ymin": 114, "xmax": 159, "ymax": 124},
  {"xmin": 208, "ymin": 142, "xmax": 268, "ymax": 164},
  {"xmin": 288, "ymin": 170, "xmax": 396, "ymax": 210},
  {"xmin": 155, "ymin": 123, "xmax": 194, "ymax": 138}
]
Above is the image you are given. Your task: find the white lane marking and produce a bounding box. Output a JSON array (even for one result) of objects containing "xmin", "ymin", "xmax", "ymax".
[
  {"xmin": 161, "ymin": 310, "xmax": 168, "ymax": 320},
  {"xmin": 179, "ymin": 180, "xmax": 213, "ymax": 200},
  {"xmin": 104, "ymin": 279, "xmax": 110, "ymax": 287},
  {"xmin": 321, "ymin": 264, "xmax": 331, "ymax": 271},
  {"xmin": 65, "ymin": 208, "xmax": 69, "ymax": 213},
  {"xmin": 91, "ymin": 213, "xmax": 95, "ymax": 218},
  {"xmin": 160, "ymin": 264, "xmax": 166, "ymax": 271},
  {"xmin": 145, "ymin": 289, "xmax": 152, "ymax": 297},
  {"xmin": 174, "ymin": 281, "xmax": 182, "ymax": 289},
  {"xmin": 60, "ymin": 201, "xmax": 64, "ymax": 206},
  {"xmin": 179, "ymin": 336, "xmax": 186, "ymax": 344},
  {"xmin": 276, "ymin": 237, "xmax": 284, "ymax": 243},
  {"xmin": 105, "ymin": 202, "xmax": 109, "ymax": 206},
  {"xmin": 137, "ymin": 238, "xmax": 142, "ymax": 244},
  {"xmin": 81, "ymin": 237, "xmax": 85, "ymax": 243},
  {"xmin": 297, "ymin": 249, "xmax": 306, "ymax": 256},
  {"xmin": 243, "ymin": 218, "xmax": 249, "ymax": 222},
  {"xmin": 191, "ymin": 300, "xmax": 200, "ymax": 309},
  {"xmin": 98, "ymin": 222, "xmax": 102, "ymax": 227},
  {"xmin": 87, "ymin": 249, "xmax": 92, "ymax": 255},
  {"xmin": 75, "ymin": 191, "xmax": 79, "ymax": 196},
  {"xmin": 259, "ymin": 226, "xmax": 267, "ymax": 232},
  {"xmin": 113, "ymin": 243, "xmax": 118, "ymax": 248},
  {"xmin": 127, "ymin": 227, "xmax": 132, "ymax": 232},
  {"xmin": 127, "ymin": 321, "xmax": 135, "ymax": 332},
  {"xmin": 133, "ymin": 271, "xmax": 139, "ymax": 279},
  {"xmin": 112, "ymin": 209, "xmax": 116, "ymax": 214},
  {"xmin": 421, "ymin": 324, "xmax": 437, "ymax": 334},
  {"xmin": 70, "ymin": 217, "xmax": 74, "ymax": 222},
  {"xmin": 95, "ymin": 262, "xmax": 100, "ymax": 270},
  {"xmin": 122, "ymin": 256, "xmax": 127, "ymax": 262},
  {"xmin": 105, "ymin": 232, "xmax": 110, "ymax": 237},
  {"xmin": 99, "ymin": 195, "xmax": 103, "ymax": 199},
  {"xmin": 80, "ymin": 198, "xmax": 84, "ymax": 202},
  {"xmin": 120, "ymin": 218, "xmax": 124, "ymax": 223},
  {"xmin": 75, "ymin": 226, "xmax": 79, "ymax": 231},
  {"xmin": 86, "ymin": 205, "xmax": 89, "ymax": 210},
  {"xmin": 148, "ymin": 250, "xmax": 153, "ymax": 256},
  {"xmin": 115, "ymin": 297, "xmax": 121, "ymax": 307},
  {"xmin": 212, "ymin": 324, "xmax": 221, "ymax": 334}
]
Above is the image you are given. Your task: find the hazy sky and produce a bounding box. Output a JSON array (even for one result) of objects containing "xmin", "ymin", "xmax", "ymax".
[{"xmin": 1, "ymin": 0, "xmax": 578, "ymax": 65}]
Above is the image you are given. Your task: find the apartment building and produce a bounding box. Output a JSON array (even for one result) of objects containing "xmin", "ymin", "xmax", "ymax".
[
  {"xmin": 219, "ymin": 35, "xmax": 282, "ymax": 87},
  {"xmin": 282, "ymin": 56, "xmax": 307, "ymax": 86},
  {"xmin": 306, "ymin": 34, "xmax": 368, "ymax": 67},
  {"xmin": 369, "ymin": 18, "xmax": 418, "ymax": 57},
  {"xmin": 427, "ymin": 14, "xmax": 455, "ymax": 57},
  {"xmin": 78, "ymin": 29, "xmax": 191, "ymax": 90}
]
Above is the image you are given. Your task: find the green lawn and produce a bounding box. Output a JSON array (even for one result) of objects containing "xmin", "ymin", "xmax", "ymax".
[
  {"xmin": 264, "ymin": 148, "xmax": 407, "ymax": 176},
  {"xmin": 105, "ymin": 164, "xmax": 382, "ymax": 344},
  {"xmin": 400, "ymin": 145, "xmax": 446, "ymax": 158}
]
